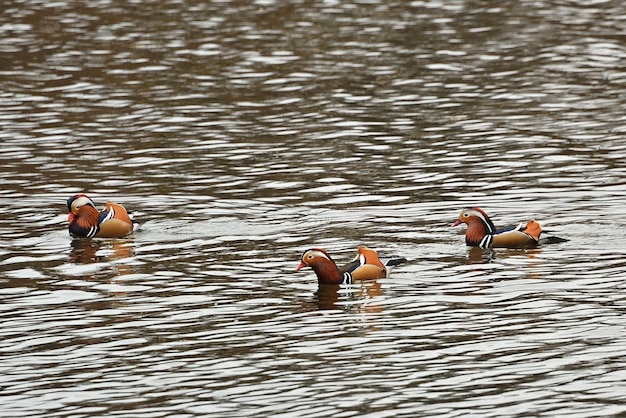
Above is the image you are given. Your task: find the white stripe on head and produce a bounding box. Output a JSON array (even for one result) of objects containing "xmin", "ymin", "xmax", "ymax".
[
  {"xmin": 302, "ymin": 249, "xmax": 332, "ymax": 263},
  {"xmin": 71, "ymin": 195, "xmax": 95, "ymax": 212}
]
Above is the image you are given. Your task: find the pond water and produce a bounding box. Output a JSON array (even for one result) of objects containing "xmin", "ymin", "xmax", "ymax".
[{"xmin": 1, "ymin": 1, "xmax": 626, "ymax": 417}]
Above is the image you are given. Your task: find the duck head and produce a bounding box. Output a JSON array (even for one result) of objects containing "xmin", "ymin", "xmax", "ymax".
[
  {"xmin": 297, "ymin": 248, "xmax": 342, "ymax": 285},
  {"xmin": 452, "ymin": 207, "xmax": 497, "ymax": 246},
  {"xmin": 297, "ymin": 248, "xmax": 337, "ymax": 271},
  {"xmin": 66, "ymin": 194, "xmax": 96, "ymax": 220}
]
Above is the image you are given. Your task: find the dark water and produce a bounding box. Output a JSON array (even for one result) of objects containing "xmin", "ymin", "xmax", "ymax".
[{"xmin": 2, "ymin": 1, "xmax": 626, "ymax": 417}]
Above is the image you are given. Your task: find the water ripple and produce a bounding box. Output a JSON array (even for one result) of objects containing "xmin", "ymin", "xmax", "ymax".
[{"xmin": 2, "ymin": 1, "xmax": 626, "ymax": 417}]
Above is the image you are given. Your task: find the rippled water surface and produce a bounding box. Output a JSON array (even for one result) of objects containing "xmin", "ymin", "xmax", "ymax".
[{"xmin": 2, "ymin": 1, "xmax": 626, "ymax": 417}]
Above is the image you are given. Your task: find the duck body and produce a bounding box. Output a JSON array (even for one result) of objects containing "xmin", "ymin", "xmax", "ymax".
[
  {"xmin": 453, "ymin": 207, "xmax": 542, "ymax": 249},
  {"xmin": 67, "ymin": 194, "xmax": 136, "ymax": 238},
  {"xmin": 297, "ymin": 246, "xmax": 406, "ymax": 285}
]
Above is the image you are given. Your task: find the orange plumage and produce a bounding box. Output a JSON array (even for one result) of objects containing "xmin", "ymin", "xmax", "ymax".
[
  {"xmin": 453, "ymin": 207, "xmax": 544, "ymax": 249},
  {"xmin": 297, "ymin": 246, "xmax": 405, "ymax": 285},
  {"xmin": 522, "ymin": 220, "xmax": 542, "ymax": 242},
  {"xmin": 67, "ymin": 194, "xmax": 137, "ymax": 238}
]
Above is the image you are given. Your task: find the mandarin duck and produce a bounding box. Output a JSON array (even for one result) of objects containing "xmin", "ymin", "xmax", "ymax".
[
  {"xmin": 452, "ymin": 207, "xmax": 565, "ymax": 249},
  {"xmin": 66, "ymin": 194, "xmax": 137, "ymax": 238},
  {"xmin": 297, "ymin": 246, "xmax": 406, "ymax": 285}
]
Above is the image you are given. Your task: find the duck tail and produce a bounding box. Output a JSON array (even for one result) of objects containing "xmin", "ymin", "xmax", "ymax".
[
  {"xmin": 538, "ymin": 232, "xmax": 568, "ymax": 245},
  {"xmin": 380, "ymin": 256, "xmax": 407, "ymax": 267}
]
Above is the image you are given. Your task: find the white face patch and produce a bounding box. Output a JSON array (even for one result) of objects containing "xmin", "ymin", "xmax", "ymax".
[
  {"xmin": 467, "ymin": 209, "xmax": 485, "ymax": 221},
  {"xmin": 72, "ymin": 196, "xmax": 94, "ymax": 211},
  {"xmin": 303, "ymin": 249, "xmax": 331, "ymax": 263}
]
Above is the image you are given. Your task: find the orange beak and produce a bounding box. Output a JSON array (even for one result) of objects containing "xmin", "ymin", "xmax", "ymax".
[
  {"xmin": 452, "ymin": 219, "xmax": 462, "ymax": 227},
  {"xmin": 296, "ymin": 261, "xmax": 307, "ymax": 271},
  {"xmin": 67, "ymin": 213, "xmax": 75, "ymax": 222}
]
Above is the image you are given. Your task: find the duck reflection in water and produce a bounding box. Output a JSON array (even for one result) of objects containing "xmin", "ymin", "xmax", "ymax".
[
  {"xmin": 69, "ymin": 239, "xmax": 103, "ymax": 264},
  {"xmin": 467, "ymin": 247, "xmax": 495, "ymax": 264},
  {"xmin": 467, "ymin": 246, "xmax": 544, "ymax": 263},
  {"xmin": 69, "ymin": 238, "xmax": 136, "ymax": 275},
  {"xmin": 466, "ymin": 247, "xmax": 545, "ymax": 280},
  {"xmin": 314, "ymin": 281, "xmax": 384, "ymax": 312}
]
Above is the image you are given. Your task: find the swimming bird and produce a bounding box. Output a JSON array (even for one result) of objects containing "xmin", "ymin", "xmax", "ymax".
[
  {"xmin": 66, "ymin": 194, "xmax": 137, "ymax": 238},
  {"xmin": 452, "ymin": 207, "xmax": 551, "ymax": 249},
  {"xmin": 297, "ymin": 246, "xmax": 406, "ymax": 285}
]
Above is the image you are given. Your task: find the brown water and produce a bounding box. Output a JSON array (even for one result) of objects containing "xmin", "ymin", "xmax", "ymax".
[{"xmin": 2, "ymin": 1, "xmax": 626, "ymax": 417}]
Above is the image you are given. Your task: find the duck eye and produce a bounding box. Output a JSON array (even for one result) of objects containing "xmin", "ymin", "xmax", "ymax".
[
  {"xmin": 307, "ymin": 255, "xmax": 313, "ymax": 259},
  {"xmin": 463, "ymin": 213, "xmax": 469, "ymax": 217}
]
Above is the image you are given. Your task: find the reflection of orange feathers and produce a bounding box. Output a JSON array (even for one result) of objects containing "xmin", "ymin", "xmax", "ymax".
[{"xmin": 523, "ymin": 220, "xmax": 542, "ymax": 241}]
